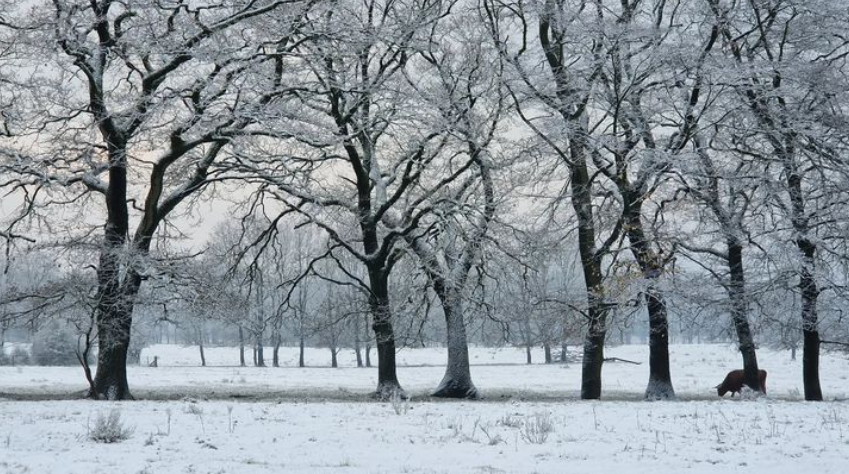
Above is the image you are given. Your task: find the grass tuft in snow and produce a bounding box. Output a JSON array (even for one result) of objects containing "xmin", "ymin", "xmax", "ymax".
[
  {"xmin": 87, "ymin": 409, "xmax": 134, "ymax": 443},
  {"xmin": 519, "ymin": 412, "xmax": 554, "ymax": 445}
]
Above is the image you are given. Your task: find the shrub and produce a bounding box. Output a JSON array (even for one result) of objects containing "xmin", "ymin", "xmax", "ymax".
[{"xmin": 88, "ymin": 409, "xmax": 134, "ymax": 443}]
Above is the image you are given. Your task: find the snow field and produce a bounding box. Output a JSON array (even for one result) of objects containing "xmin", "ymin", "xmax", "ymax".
[
  {"xmin": 1, "ymin": 398, "xmax": 847, "ymax": 473},
  {"xmin": 1, "ymin": 343, "xmax": 846, "ymax": 400},
  {"xmin": 0, "ymin": 344, "xmax": 847, "ymax": 473}
]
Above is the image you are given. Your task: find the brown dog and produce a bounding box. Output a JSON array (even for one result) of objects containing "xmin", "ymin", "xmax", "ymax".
[{"xmin": 716, "ymin": 369, "xmax": 767, "ymax": 396}]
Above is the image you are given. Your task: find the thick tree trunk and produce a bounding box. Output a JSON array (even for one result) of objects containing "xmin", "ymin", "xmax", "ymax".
[
  {"xmin": 544, "ymin": 343, "xmax": 552, "ymax": 364},
  {"xmin": 432, "ymin": 287, "xmax": 477, "ymax": 399},
  {"xmin": 298, "ymin": 334, "xmax": 305, "ymax": 368},
  {"xmin": 623, "ymin": 200, "xmax": 674, "ymax": 400},
  {"xmin": 800, "ymin": 247, "xmax": 822, "ymax": 400},
  {"xmin": 90, "ymin": 297, "xmax": 136, "ymax": 400},
  {"xmin": 89, "ymin": 144, "xmax": 137, "ymax": 401},
  {"xmin": 368, "ymin": 270, "xmax": 403, "ymax": 399},
  {"xmin": 581, "ymin": 312, "xmax": 606, "ymax": 400},
  {"xmin": 331, "ymin": 347, "xmax": 338, "ymax": 368},
  {"xmin": 90, "ymin": 268, "xmax": 139, "ymax": 400},
  {"xmin": 727, "ymin": 240, "xmax": 762, "ymax": 394},
  {"xmin": 91, "ymin": 330, "xmax": 132, "ymax": 400},
  {"xmin": 572, "ymin": 159, "xmax": 609, "ymax": 400},
  {"xmin": 560, "ymin": 343, "xmax": 568, "ymax": 363},
  {"xmin": 644, "ymin": 287, "xmax": 674, "ymax": 399}
]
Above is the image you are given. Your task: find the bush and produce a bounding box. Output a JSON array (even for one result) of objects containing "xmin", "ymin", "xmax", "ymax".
[
  {"xmin": 88, "ymin": 409, "xmax": 134, "ymax": 443},
  {"xmin": 31, "ymin": 323, "xmax": 79, "ymax": 366}
]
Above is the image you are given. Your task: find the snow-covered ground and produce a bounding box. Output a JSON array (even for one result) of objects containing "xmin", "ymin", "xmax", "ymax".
[
  {"xmin": 1, "ymin": 344, "xmax": 848, "ymax": 473},
  {"xmin": 1, "ymin": 343, "xmax": 847, "ymax": 400}
]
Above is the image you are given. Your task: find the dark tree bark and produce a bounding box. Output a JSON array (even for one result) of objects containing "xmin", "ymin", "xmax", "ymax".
[
  {"xmin": 330, "ymin": 347, "xmax": 338, "ymax": 368},
  {"xmin": 799, "ymin": 239, "xmax": 822, "ymax": 400},
  {"xmin": 727, "ymin": 240, "xmax": 763, "ymax": 393},
  {"xmin": 298, "ymin": 334, "xmax": 305, "ymax": 368},
  {"xmin": 622, "ymin": 199, "xmax": 675, "ymax": 400},
  {"xmin": 571, "ymin": 160, "xmax": 612, "ymax": 400},
  {"xmin": 255, "ymin": 339, "xmax": 265, "ymax": 367},
  {"xmin": 238, "ymin": 326, "xmax": 246, "ymax": 367},
  {"xmin": 89, "ymin": 143, "xmax": 140, "ymax": 401},
  {"xmin": 544, "ymin": 343, "xmax": 552, "ymax": 364},
  {"xmin": 367, "ymin": 269, "xmax": 403, "ymax": 399}
]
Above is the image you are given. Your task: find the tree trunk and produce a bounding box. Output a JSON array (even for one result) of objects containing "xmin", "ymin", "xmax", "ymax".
[
  {"xmin": 89, "ymin": 144, "xmax": 137, "ymax": 401},
  {"xmin": 354, "ymin": 315, "xmax": 364, "ymax": 368},
  {"xmin": 273, "ymin": 335, "xmax": 281, "ymax": 368},
  {"xmin": 365, "ymin": 344, "xmax": 372, "ymax": 368},
  {"xmin": 298, "ymin": 334, "xmax": 305, "ymax": 368},
  {"xmin": 538, "ymin": 1, "xmax": 612, "ymax": 401},
  {"xmin": 256, "ymin": 340, "xmax": 265, "ymax": 367},
  {"xmin": 238, "ymin": 326, "xmax": 246, "ymax": 367},
  {"xmin": 560, "ymin": 343, "xmax": 568, "ymax": 363},
  {"xmin": 800, "ymin": 244, "xmax": 822, "ymax": 400},
  {"xmin": 331, "ymin": 347, "xmax": 338, "ymax": 368},
  {"xmin": 368, "ymin": 269, "xmax": 403, "ymax": 399},
  {"xmin": 354, "ymin": 338, "xmax": 363, "ymax": 368},
  {"xmin": 90, "ymin": 275, "xmax": 139, "ymax": 400},
  {"xmin": 727, "ymin": 240, "xmax": 762, "ymax": 394},
  {"xmin": 582, "ymin": 317, "xmax": 606, "ymax": 400},
  {"xmin": 623, "ymin": 199, "xmax": 675, "ymax": 400},
  {"xmin": 432, "ymin": 287, "xmax": 478, "ymax": 399},
  {"xmin": 644, "ymin": 287, "xmax": 674, "ymax": 399},
  {"xmin": 785, "ymin": 154, "xmax": 822, "ymax": 400},
  {"xmin": 526, "ymin": 344, "xmax": 532, "ymax": 365},
  {"xmin": 76, "ymin": 327, "xmax": 96, "ymax": 393},
  {"xmin": 572, "ymin": 160, "xmax": 609, "ymax": 400},
  {"xmin": 199, "ymin": 339, "xmax": 206, "ymax": 367}
]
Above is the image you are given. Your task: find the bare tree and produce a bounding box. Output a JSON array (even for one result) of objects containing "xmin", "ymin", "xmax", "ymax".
[
  {"xmin": 227, "ymin": 0, "xmax": 477, "ymax": 399},
  {"xmin": 403, "ymin": 11, "xmax": 506, "ymax": 398},
  {"xmin": 0, "ymin": 1, "xmax": 316, "ymax": 399}
]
